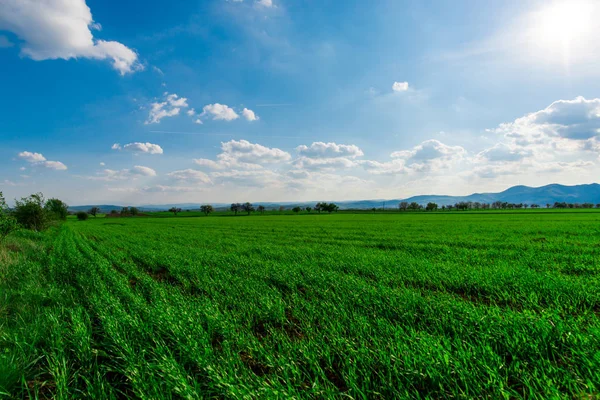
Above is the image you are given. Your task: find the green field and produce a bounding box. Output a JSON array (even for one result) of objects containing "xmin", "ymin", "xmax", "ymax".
[{"xmin": 2, "ymin": 212, "xmax": 600, "ymax": 398}]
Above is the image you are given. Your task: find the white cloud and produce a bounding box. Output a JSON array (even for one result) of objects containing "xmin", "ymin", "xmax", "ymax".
[
  {"xmin": 131, "ymin": 165, "xmax": 156, "ymax": 176},
  {"xmin": 392, "ymin": 81, "xmax": 409, "ymax": 92},
  {"xmin": 43, "ymin": 161, "xmax": 68, "ymax": 170},
  {"xmin": 0, "ymin": 0, "xmax": 142, "ymax": 75},
  {"xmin": 18, "ymin": 151, "xmax": 46, "ymax": 163},
  {"xmin": 146, "ymin": 93, "xmax": 189, "ymax": 124},
  {"xmin": 152, "ymin": 66, "xmax": 164, "ymax": 75},
  {"xmin": 296, "ymin": 142, "xmax": 364, "ymax": 158},
  {"xmin": 18, "ymin": 151, "xmax": 67, "ymax": 170},
  {"xmin": 194, "ymin": 118, "xmax": 203, "ymax": 125},
  {"xmin": 222, "ymin": 139, "xmax": 290, "ymax": 163},
  {"xmin": 211, "ymin": 169, "xmax": 281, "ymax": 187},
  {"xmin": 392, "ymin": 139, "xmax": 466, "ymax": 167},
  {"xmin": 242, "ymin": 107, "xmax": 259, "ymax": 121},
  {"xmin": 187, "ymin": 108, "xmax": 196, "ymax": 116},
  {"xmin": 293, "ymin": 157, "xmax": 357, "ymax": 171},
  {"xmin": 200, "ymin": 103, "xmax": 239, "ymax": 121},
  {"xmin": 112, "ymin": 142, "xmax": 163, "ymax": 154},
  {"xmin": 87, "ymin": 165, "xmax": 156, "ymax": 181},
  {"xmin": 99, "ymin": 162, "xmax": 105, "ymax": 166},
  {"xmin": 0, "ymin": 35, "xmax": 13, "ymax": 48},
  {"xmin": 167, "ymin": 169, "xmax": 212, "ymax": 184},
  {"xmin": 495, "ymin": 97, "xmax": 600, "ymax": 144},
  {"xmin": 475, "ymin": 143, "xmax": 531, "ymax": 163},
  {"xmin": 193, "ymin": 140, "xmax": 290, "ymax": 173},
  {"xmin": 359, "ymin": 159, "xmax": 408, "ymax": 175}
]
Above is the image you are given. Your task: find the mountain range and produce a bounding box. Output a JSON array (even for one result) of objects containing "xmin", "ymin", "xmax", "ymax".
[{"xmin": 68, "ymin": 183, "xmax": 600, "ymax": 212}]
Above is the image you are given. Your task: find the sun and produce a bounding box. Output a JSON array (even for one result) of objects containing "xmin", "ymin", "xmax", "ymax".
[{"xmin": 534, "ymin": 1, "xmax": 593, "ymax": 46}]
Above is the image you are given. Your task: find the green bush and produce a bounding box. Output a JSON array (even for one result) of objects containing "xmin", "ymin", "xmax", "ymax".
[
  {"xmin": 13, "ymin": 193, "xmax": 48, "ymax": 231},
  {"xmin": 45, "ymin": 198, "xmax": 69, "ymax": 221},
  {"xmin": 76, "ymin": 212, "xmax": 89, "ymax": 221}
]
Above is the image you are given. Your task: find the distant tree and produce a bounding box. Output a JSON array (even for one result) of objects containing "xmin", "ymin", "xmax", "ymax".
[
  {"xmin": 13, "ymin": 193, "xmax": 47, "ymax": 231},
  {"xmin": 315, "ymin": 202, "xmax": 323, "ymax": 214},
  {"xmin": 168, "ymin": 207, "xmax": 181, "ymax": 216},
  {"xmin": 241, "ymin": 202, "xmax": 255, "ymax": 215},
  {"xmin": 130, "ymin": 207, "xmax": 140, "ymax": 216},
  {"xmin": 0, "ymin": 192, "xmax": 19, "ymax": 241},
  {"xmin": 89, "ymin": 206, "xmax": 101, "ymax": 217},
  {"xmin": 121, "ymin": 207, "xmax": 130, "ymax": 216},
  {"xmin": 76, "ymin": 211, "xmax": 89, "ymax": 221},
  {"xmin": 279, "ymin": 206, "xmax": 285, "ymax": 213},
  {"xmin": 553, "ymin": 202, "xmax": 567, "ymax": 209},
  {"xmin": 322, "ymin": 203, "xmax": 338, "ymax": 213},
  {"xmin": 399, "ymin": 202, "xmax": 409, "ymax": 211},
  {"xmin": 441, "ymin": 205, "xmax": 446, "ymax": 211},
  {"xmin": 546, "ymin": 203, "xmax": 551, "ymax": 209},
  {"xmin": 305, "ymin": 206, "xmax": 312, "ymax": 213},
  {"xmin": 292, "ymin": 206, "xmax": 301, "ymax": 213},
  {"xmin": 530, "ymin": 204, "xmax": 539, "ymax": 208},
  {"xmin": 425, "ymin": 202, "xmax": 438, "ymax": 211},
  {"xmin": 582, "ymin": 203, "xmax": 594, "ymax": 209},
  {"xmin": 200, "ymin": 205, "xmax": 214, "ymax": 216},
  {"xmin": 408, "ymin": 202, "xmax": 421, "ymax": 211},
  {"xmin": 257, "ymin": 205, "xmax": 266, "ymax": 214},
  {"xmin": 596, "ymin": 203, "xmax": 600, "ymax": 209},
  {"xmin": 473, "ymin": 202, "xmax": 481, "ymax": 210},
  {"xmin": 45, "ymin": 198, "xmax": 69, "ymax": 221},
  {"xmin": 230, "ymin": 203, "xmax": 241, "ymax": 215},
  {"xmin": 110, "ymin": 209, "xmax": 118, "ymax": 215}
]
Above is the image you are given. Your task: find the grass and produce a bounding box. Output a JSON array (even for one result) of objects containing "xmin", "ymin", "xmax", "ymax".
[{"xmin": 1, "ymin": 211, "xmax": 600, "ymax": 398}]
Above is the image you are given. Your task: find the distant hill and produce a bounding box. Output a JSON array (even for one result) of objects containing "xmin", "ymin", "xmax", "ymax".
[{"xmin": 69, "ymin": 183, "xmax": 600, "ymax": 212}]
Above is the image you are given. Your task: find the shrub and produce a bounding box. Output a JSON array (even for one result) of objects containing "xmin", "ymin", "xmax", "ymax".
[
  {"xmin": 76, "ymin": 212, "xmax": 89, "ymax": 221},
  {"xmin": 13, "ymin": 193, "xmax": 47, "ymax": 231},
  {"xmin": 45, "ymin": 198, "xmax": 69, "ymax": 221},
  {"xmin": 0, "ymin": 192, "xmax": 19, "ymax": 241}
]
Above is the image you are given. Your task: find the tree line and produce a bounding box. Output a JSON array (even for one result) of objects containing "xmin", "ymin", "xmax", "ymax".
[{"xmin": 397, "ymin": 201, "xmax": 600, "ymax": 211}]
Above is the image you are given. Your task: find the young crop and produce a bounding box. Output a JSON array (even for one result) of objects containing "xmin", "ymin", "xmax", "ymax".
[{"xmin": 2, "ymin": 211, "xmax": 600, "ymax": 398}]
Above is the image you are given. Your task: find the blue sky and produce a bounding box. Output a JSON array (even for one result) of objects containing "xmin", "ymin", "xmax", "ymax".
[{"xmin": 1, "ymin": 0, "xmax": 600, "ymax": 205}]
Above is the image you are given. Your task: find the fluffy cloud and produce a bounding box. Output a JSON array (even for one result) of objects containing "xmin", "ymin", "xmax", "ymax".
[
  {"xmin": 242, "ymin": 107, "xmax": 259, "ymax": 121},
  {"xmin": 293, "ymin": 157, "xmax": 357, "ymax": 171},
  {"xmin": 112, "ymin": 142, "xmax": 164, "ymax": 154},
  {"xmin": 18, "ymin": 151, "xmax": 67, "ymax": 170},
  {"xmin": 167, "ymin": 169, "xmax": 212, "ymax": 184},
  {"xmin": 222, "ymin": 140, "xmax": 290, "ymax": 163},
  {"xmin": 475, "ymin": 143, "xmax": 531, "ymax": 163},
  {"xmin": 200, "ymin": 103, "xmax": 239, "ymax": 121},
  {"xmin": 359, "ymin": 140, "xmax": 465, "ymax": 175},
  {"xmin": 0, "ymin": 0, "xmax": 142, "ymax": 75},
  {"xmin": 18, "ymin": 151, "xmax": 46, "ymax": 163},
  {"xmin": 359, "ymin": 159, "xmax": 408, "ymax": 175},
  {"xmin": 495, "ymin": 97, "xmax": 600, "ymax": 144},
  {"xmin": 88, "ymin": 165, "xmax": 156, "ymax": 181},
  {"xmin": 296, "ymin": 142, "xmax": 364, "ymax": 159},
  {"xmin": 195, "ymin": 139, "xmax": 290, "ymax": 171},
  {"xmin": 392, "ymin": 81, "xmax": 409, "ymax": 92},
  {"xmin": 210, "ymin": 169, "xmax": 281, "ymax": 187},
  {"xmin": 146, "ymin": 93, "xmax": 189, "ymax": 124}
]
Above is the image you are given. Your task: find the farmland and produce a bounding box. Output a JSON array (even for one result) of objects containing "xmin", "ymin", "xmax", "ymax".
[{"xmin": 2, "ymin": 211, "xmax": 600, "ymax": 398}]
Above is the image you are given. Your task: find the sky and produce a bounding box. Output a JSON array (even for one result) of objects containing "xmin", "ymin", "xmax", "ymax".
[{"xmin": 1, "ymin": 0, "xmax": 600, "ymax": 206}]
